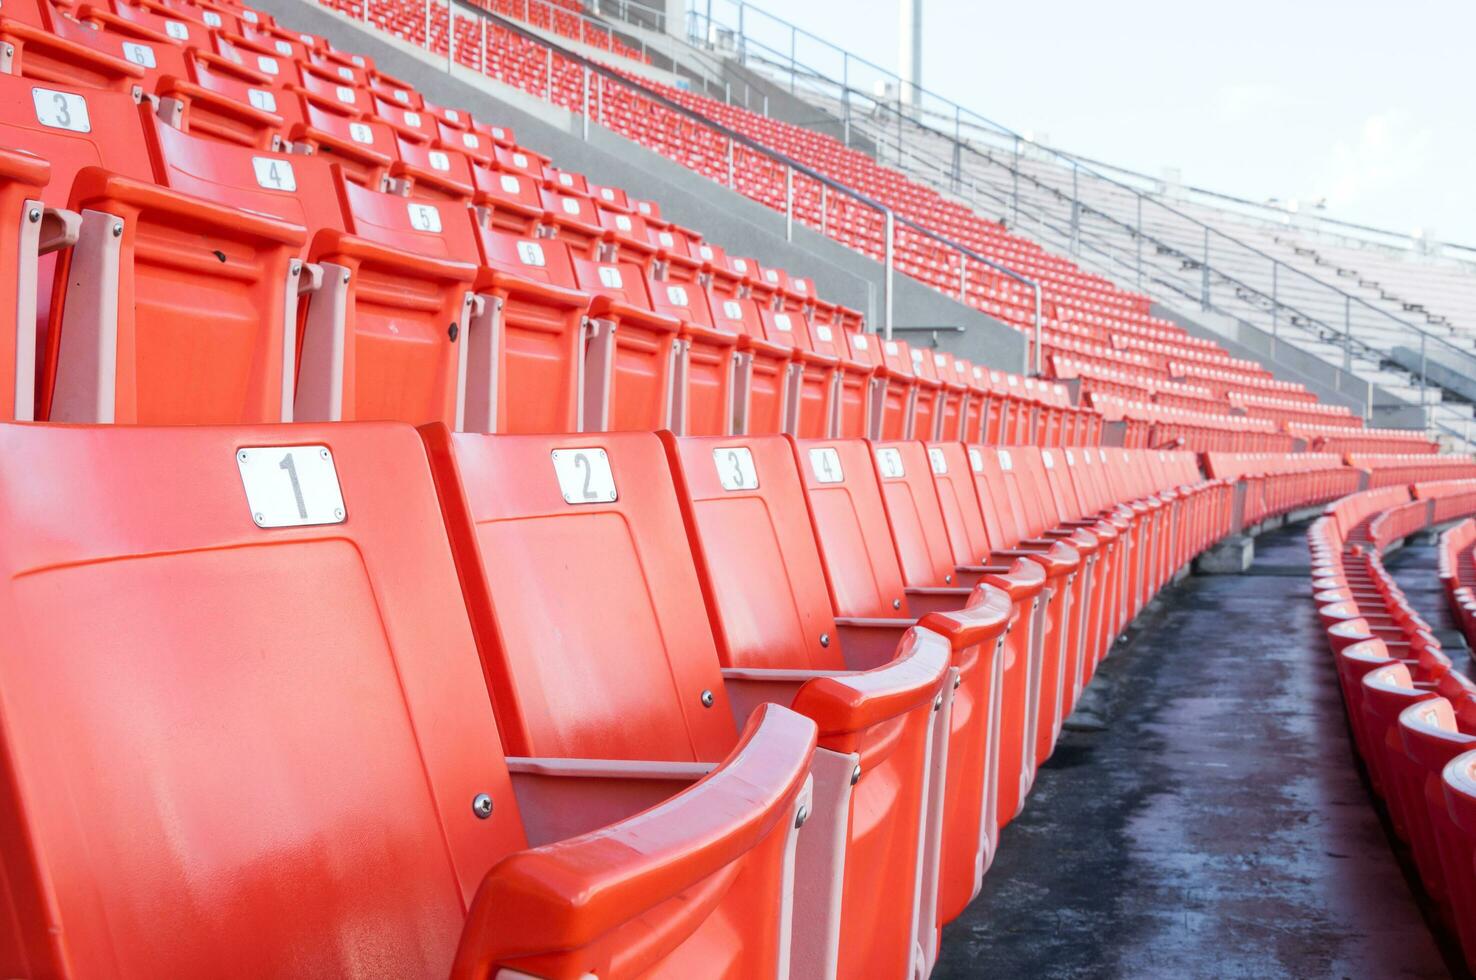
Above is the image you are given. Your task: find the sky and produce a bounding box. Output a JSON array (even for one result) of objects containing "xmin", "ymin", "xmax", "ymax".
[{"xmin": 707, "ymin": 0, "xmax": 1476, "ymax": 246}]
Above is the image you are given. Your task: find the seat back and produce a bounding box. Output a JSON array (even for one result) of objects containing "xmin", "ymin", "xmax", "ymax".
[
  {"xmin": 0, "ymin": 421, "xmax": 523, "ymax": 977},
  {"xmin": 871, "ymin": 439, "xmax": 958, "ymax": 589},
  {"xmin": 423, "ymin": 428, "xmax": 738, "ymax": 763},
  {"xmin": 662, "ymin": 433, "xmax": 846, "ymax": 672},
  {"xmin": 791, "ymin": 436, "xmax": 912, "ymax": 618},
  {"xmin": 927, "ymin": 440, "xmax": 994, "ymax": 567}
]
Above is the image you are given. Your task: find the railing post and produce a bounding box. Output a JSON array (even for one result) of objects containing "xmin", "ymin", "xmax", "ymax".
[
  {"xmin": 842, "ymin": 53, "xmax": 850, "ymax": 147},
  {"xmin": 958, "ymin": 253, "xmax": 966, "ymax": 302},
  {"xmin": 1419, "ymin": 332, "xmax": 1428, "ymax": 408},
  {"xmin": 423, "ymin": 0, "xmax": 430, "ymax": 49},
  {"xmin": 446, "ymin": 0, "xmax": 454, "ymax": 71},
  {"xmin": 1270, "ymin": 260, "xmax": 1278, "ymax": 354},
  {"xmin": 819, "ymin": 182, "xmax": 827, "ymax": 237},
  {"xmin": 1070, "ymin": 162, "xmax": 1080, "ymax": 255},
  {"xmin": 784, "ymin": 166, "xmax": 794, "ymax": 242},
  {"xmin": 597, "ymin": 73, "xmax": 603, "ymax": 126},
  {"xmin": 951, "ymin": 105, "xmax": 961, "ymax": 193},
  {"xmin": 726, "ymin": 138, "xmax": 734, "ymax": 189},
  {"xmin": 1135, "ymin": 194, "xmax": 1142, "ymax": 289},
  {"xmin": 762, "ymin": 94, "xmax": 768, "ymax": 117},
  {"xmin": 362, "ymin": 0, "xmax": 368, "ymax": 24},
  {"xmin": 883, "ymin": 209, "xmax": 894, "ymax": 339},
  {"xmin": 1200, "ymin": 226, "xmax": 1210, "ymax": 310},
  {"xmin": 1343, "ymin": 295, "xmax": 1352, "ymax": 371},
  {"xmin": 1031, "ymin": 281, "xmax": 1043, "ymax": 375},
  {"xmin": 581, "ymin": 64, "xmax": 590, "ymax": 139},
  {"xmin": 737, "ymin": 1, "xmax": 745, "ymax": 63},
  {"xmin": 1011, "ymin": 136, "xmax": 1020, "ymax": 225},
  {"xmin": 789, "ymin": 24, "xmax": 796, "ymax": 93},
  {"xmin": 545, "ymin": 44, "xmax": 553, "ymax": 101}
]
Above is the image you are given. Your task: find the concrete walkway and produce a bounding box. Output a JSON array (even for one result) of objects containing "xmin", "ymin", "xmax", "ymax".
[{"xmin": 936, "ymin": 524, "xmax": 1456, "ymax": 979}]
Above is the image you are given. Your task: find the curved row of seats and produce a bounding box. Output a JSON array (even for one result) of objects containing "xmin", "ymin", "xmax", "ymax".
[
  {"xmin": 1439, "ymin": 518, "xmax": 1476, "ymax": 654},
  {"xmin": 0, "ymin": 421, "xmax": 1242, "ymax": 976},
  {"xmin": 1309, "ymin": 473, "xmax": 1476, "ymax": 972}
]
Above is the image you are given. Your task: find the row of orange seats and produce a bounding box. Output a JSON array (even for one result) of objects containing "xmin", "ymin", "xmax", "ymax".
[
  {"xmin": 0, "ymin": 0, "xmax": 1100, "ymax": 446},
  {"xmin": 1440, "ymin": 518, "xmax": 1476, "ymax": 654},
  {"xmin": 1311, "ymin": 476, "xmax": 1476, "ymax": 973},
  {"xmin": 0, "ymin": 422, "xmax": 1233, "ymax": 976}
]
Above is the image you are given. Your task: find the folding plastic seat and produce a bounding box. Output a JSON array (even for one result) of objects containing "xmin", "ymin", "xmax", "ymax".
[
  {"xmin": 661, "ymin": 432, "xmax": 1016, "ymax": 966},
  {"xmin": 710, "ymin": 288, "xmax": 793, "ymax": 436},
  {"xmin": 1360, "ymin": 663, "xmax": 1440, "ymax": 843},
  {"xmin": 832, "ymin": 329, "xmax": 878, "ymax": 438},
  {"xmin": 287, "ymin": 101, "xmax": 396, "ymax": 187},
  {"xmin": 760, "ymin": 306, "xmax": 840, "ymax": 438},
  {"xmin": 470, "ymin": 162, "xmax": 545, "ymax": 235},
  {"xmin": 155, "ymin": 48, "xmax": 286, "ymax": 150},
  {"xmin": 0, "ymin": 0, "xmax": 145, "ymax": 93},
  {"xmin": 367, "ymin": 67, "xmax": 422, "ymax": 109},
  {"xmin": 1401, "ymin": 698, "xmax": 1476, "ymax": 933},
  {"xmin": 422, "ymin": 428, "xmax": 951, "ymax": 980},
  {"xmin": 850, "ymin": 337, "xmax": 918, "ymax": 440},
  {"xmin": 568, "ymin": 252, "xmax": 683, "ymax": 431},
  {"xmin": 594, "ymin": 203, "xmax": 660, "ymax": 268},
  {"xmin": 301, "ymin": 175, "xmax": 480, "ymax": 426},
  {"xmin": 642, "ymin": 274, "xmax": 737, "ymax": 436},
  {"xmin": 465, "ymin": 227, "xmax": 586, "ymax": 433},
  {"xmin": 1444, "ymin": 751, "xmax": 1476, "ymax": 973},
  {"xmin": 539, "ymin": 185, "xmax": 606, "ymax": 255},
  {"xmin": 929, "ymin": 351, "xmax": 973, "ymax": 442},
  {"xmin": 37, "ymin": 110, "xmax": 304, "ymax": 424},
  {"xmin": 493, "ymin": 143, "xmax": 547, "ymax": 179},
  {"xmin": 587, "ymin": 180, "xmax": 629, "ymax": 211},
  {"xmin": 370, "ymin": 92, "xmax": 442, "ymax": 143},
  {"xmin": 388, "ymin": 137, "xmax": 477, "ymax": 202},
  {"xmin": 0, "ymin": 420, "xmax": 817, "ymax": 978}
]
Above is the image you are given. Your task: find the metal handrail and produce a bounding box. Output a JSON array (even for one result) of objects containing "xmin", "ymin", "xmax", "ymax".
[
  {"xmin": 391, "ymin": 0, "xmax": 1048, "ymax": 364},
  {"xmin": 684, "ymin": 0, "xmax": 1474, "ymax": 409}
]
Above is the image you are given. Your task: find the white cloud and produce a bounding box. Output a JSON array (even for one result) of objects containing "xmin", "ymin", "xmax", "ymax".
[{"xmin": 1314, "ymin": 110, "xmax": 1434, "ymax": 211}]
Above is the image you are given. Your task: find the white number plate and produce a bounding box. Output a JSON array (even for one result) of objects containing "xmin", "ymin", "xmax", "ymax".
[
  {"xmin": 251, "ymin": 157, "xmax": 296, "ymax": 191},
  {"xmin": 515, "ymin": 241, "xmax": 545, "ymax": 266},
  {"xmin": 407, "ymin": 203, "xmax": 441, "ymax": 232},
  {"xmin": 714, "ymin": 447, "xmax": 758, "ymax": 491},
  {"xmin": 247, "ymin": 88, "xmax": 276, "ymax": 112},
  {"xmin": 875, "ymin": 447, "xmax": 905, "ymax": 479},
  {"xmin": 928, "ymin": 447, "xmax": 948, "ymax": 474},
  {"xmin": 119, "ymin": 40, "xmax": 154, "ymax": 66},
  {"xmin": 997, "ymin": 449, "xmax": 1013, "ymax": 471},
  {"xmin": 968, "ymin": 448, "xmax": 984, "ymax": 472},
  {"xmin": 809, "ymin": 447, "xmax": 843, "ymax": 484},
  {"xmin": 32, "ymin": 88, "xmax": 90, "ymax": 132},
  {"xmin": 238, "ymin": 446, "xmax": 346, "ymax": 528},
  {"xmin": 552, "ymin": 448, "xmax": 616, "ymax": 504}
]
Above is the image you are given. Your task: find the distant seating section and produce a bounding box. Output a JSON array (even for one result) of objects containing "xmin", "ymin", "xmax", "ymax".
[
  {"xmin": 289, "ymin": 0, "xmax": 1445, "ymax": 453},
  {"xmin": 1308, "ymin": 470, "xmax": 1476, "ymax": 974},
  {"xmin": 0, "ymin": 0, "xmax": 1473, "ymax": 974}
]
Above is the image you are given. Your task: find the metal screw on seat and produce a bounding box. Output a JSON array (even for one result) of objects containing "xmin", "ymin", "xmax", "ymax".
[
  {"xmin": 893, "ymin": 598, "xmax": 902, "ymax": 610},
  {"xmin": 27, "ymin": 208, "xmax": 39, "ymax": 223},
  {"xmin": 700, "ymin": 689, "xmax": 714, "ymax": 707},
  {"xmin": 794, "ymin": 803, "xmax": 810, "ymax": 829},
  {"xmin": 819, "ymin": 632, "xmax": 830, "ymax": 647},
  {"xmin": 471, "ymin": 793, "xmax": 493, "ymax": 819}
]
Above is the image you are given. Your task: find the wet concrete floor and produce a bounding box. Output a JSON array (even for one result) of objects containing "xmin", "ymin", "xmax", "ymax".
[{"xmin": 936, "ymin": 524, "xmax": 1458, "ymax": 979}]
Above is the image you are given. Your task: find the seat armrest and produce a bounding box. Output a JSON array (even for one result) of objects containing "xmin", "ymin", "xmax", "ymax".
[
  {"xmin": 457, "ymin": 703, "xmax": 816, "ymax": 976},
  {"xmin": 834, "ymin": 616, "xmax": 915, "ymax": 671},
  {"xmin": 588, "ymin": 295, "xmax": 682, "ymax": 334},
  {"xmin": 904, "ymin": 585, "xmax": 973, "ymax": 615},
  {"xmin": 507, "ymin": 757, "xmax": 715, "ymax": 846}
]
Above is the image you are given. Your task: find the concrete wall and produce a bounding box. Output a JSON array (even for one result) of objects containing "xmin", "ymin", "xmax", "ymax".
[{"xmin": 255, "ymin": 0, "xmax": 1029, "ymax": 370}]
